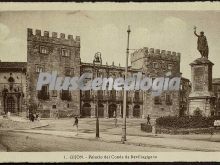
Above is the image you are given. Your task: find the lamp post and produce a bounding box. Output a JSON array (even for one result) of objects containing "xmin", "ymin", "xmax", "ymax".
[
  {"xmin": 93, "ymin": 52, "xmax": 102, "ymax": 138},
  {"xmin": 122, "ymin": 25, "xmax": 131, "ymax": 143}
]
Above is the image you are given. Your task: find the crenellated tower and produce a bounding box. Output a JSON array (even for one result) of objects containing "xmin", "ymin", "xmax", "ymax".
[
  {"xmin": 130, "ymin": 47, "xmax": 184, "ymax": 119},
  {"xmin": 27, "ymin": 28, "xmax": 81, "ymax": 117},
  {"xmin": 131, "ymin": 47, "xmax": 181, "ymax": 77}
]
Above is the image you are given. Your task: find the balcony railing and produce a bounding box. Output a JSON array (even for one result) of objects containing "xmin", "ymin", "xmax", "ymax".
[
  {"xmin": 108, "ymin": 95, "xmax": 116, "ymax": 101},
  {"xmin": 133, "ymin": 97, "xmax": 143, "ymax": 103},
  {"xmin": 166, "ymin": 100, "xmax": 172, "ymax": 105},
  {"xmin": 38, "ymin": 92, "xmax": 49, "ymax": 100},
  {"xmin": 61, "ymin": 91, "xmax": 72, "ymax": 101}
]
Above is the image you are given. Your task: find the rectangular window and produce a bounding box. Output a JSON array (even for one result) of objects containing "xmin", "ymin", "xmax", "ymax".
[
  {"xmin": 154, "ymin": 96, "xmax": 162, "ymax": 105},
  {"xmin": 38, "ymin": 85, "xmax": 49, "ymax": 100},
  {"xmin": 52, "ymin": 90, "xmax": 57, "ymax": 97},
  {"xmin": 84, "ymin": 90, "xmax": 90, "ymax": 99},
  {"xmin": 61, "ymin": 49, "xmax": 69, "ymax": 57},
  {"xmin": 61, "ymin": 90, "xmax": 71, "ymax": 101},
  {"xmin": 40, "ymin": 46, "xmax": 48, "ymax": 54},
  {"xmin": 97, "ymin": 90, "xmax": 103, "ymax": 99},
  {"xmin": 134, "ymin": 91, "xmax": 139, "ymax": 100},
  {"xmin": 65, "ymin": 67, "xmax": 71, "ymax": 76},
  {"xmin": 168, "ymin": 64, "xmax": 173, "ymax": 70},
  {"xmin": 52, "ymin": 105, "xmax": 56, "ymax": 109},
  {"xmin": 153, "ymin": 62, "xmax": 159, "ymax": 69},
  {"xmin": 110, "ymin": 90, "xmax": 116, "ymax": 100},
  {"xmin": 36, "ymin": 65, "xmax": 44, "ymax": 73},
  {"xmin": 165, "ymin": 94, "xmax": 172, "ymax": 105}
]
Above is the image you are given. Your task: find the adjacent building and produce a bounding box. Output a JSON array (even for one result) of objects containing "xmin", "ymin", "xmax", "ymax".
[
  {"xmin": 213, "ymin": 78, "xmax": 220, "ymax": 116},
  {"xmin": 0, "ymin": 62, "xmax": 27, "ymax": 116}
]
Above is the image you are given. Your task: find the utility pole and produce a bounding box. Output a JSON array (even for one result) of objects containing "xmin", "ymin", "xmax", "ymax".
[
  {"xmin": 122, "ymin": 25, "xmax": 131, "ymax": 143},
  {"xmin": 93, "ymin": 52, "xmax": 102, "ymax": 138}
]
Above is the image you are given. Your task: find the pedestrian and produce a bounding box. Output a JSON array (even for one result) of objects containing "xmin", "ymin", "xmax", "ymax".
[
  {"xmin": 30, "ymin": 113, "xmax": 34, "ymax": 122},
  {"xmin": 147, "ymin": 115, "xmax": 151, "ymax": 125},
  {"xmin": 114, "ymin": 114, "xmax": 117, "ymax": 127},
  {"xmin": 7, "ymin": 111, "xmax": 11, "ymax": 119},
  {"xmin": 73, "ymin": 116, "xmax": 79, "ymax": 135},
  {"xmin": 33, "ymin": 113, "xmax": 36, "ymax": 121},
  {"xmin": 36, "ymin": 113, "xmax": 40, "ymax": 122},
  {"xmin": 29, "ymin": 113, "xmax": 32, "ymax": 122}
]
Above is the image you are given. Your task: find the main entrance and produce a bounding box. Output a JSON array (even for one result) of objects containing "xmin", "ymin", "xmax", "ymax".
[
  {"xmin": 108, "ymin": 104, "xmax": 117, "ymax": 118},
  {"xmin": 6, "ymin": 96, "xmax": 16, "ymax": 113},
  {"xmin": 82, "ymin": 103, "xmax": 91, "ymax": 117},
  {"xmin": 133, "ymin": 105, "xmax": 140, "ymax": 118}
]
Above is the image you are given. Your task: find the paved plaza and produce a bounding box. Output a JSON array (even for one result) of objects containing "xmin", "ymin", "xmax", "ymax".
[{"xmin": 1, "ymin": 117, "xmax": 220, "ymax": 152}]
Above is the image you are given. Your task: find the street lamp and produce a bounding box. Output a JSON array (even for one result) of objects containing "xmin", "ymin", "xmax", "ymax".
[
  {"xmin": 93, "ymin": 52, "xmax": 102, "ymax": 138},
  {"xmin": 121, "ymin": 25, "xmax": 131, "ymax": 143}
]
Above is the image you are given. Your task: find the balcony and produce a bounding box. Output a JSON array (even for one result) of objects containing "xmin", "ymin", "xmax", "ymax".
[
  {"xmin": 133, "ymin": 97, "xmax": 143, "ymax": 103},
  {"xmin": 38, "ymin": 92, "xmax": 49, "ymax": 100},
  {"xmin": 166, "ymin": 101, "xmax": 172, "ymax": 105},
  {"xmin": 81, "ymin": 94, "xmax": 94, "ymax": 101},
  {"xmin": 61, "ymin": 91, "xmax": 72, "ymax": 101},
  {"xmin": 108, "ymin": 95, "xmax": 116, "ymax": 101},
  {"xmin": 116, "ymin": 96, "xmax": 123, "ymax": 102},
  {"xmin": 154, "ymin": 96, "xmax": 162, "ymax": 105}
]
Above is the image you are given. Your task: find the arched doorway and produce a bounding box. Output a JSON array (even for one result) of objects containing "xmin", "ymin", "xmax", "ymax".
[
  {"xmin": 6, "ymin": 96, "xmax": 16, "ymax": 113},
  {"xmin": 98, "ymin": 103, "xmax": 104, "ymax": 118},
  {"xmin": 109, "ymin": 104, "xmax": 117, "ymax": 118},
  {"xmin": 133, "ymin": 105, "xmax": 140, "ymax": 118},
  {"xmin": 179, "ymin": 105, "xmax": 186, "ymax": 117},
  {"xmin": 82, "ymin": 103, "xmax": 91, "ymax": 117}
]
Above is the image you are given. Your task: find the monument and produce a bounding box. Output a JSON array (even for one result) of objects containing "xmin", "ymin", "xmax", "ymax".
[{"xmin": 188, "ymin": 27, "xmax": 215, "ymax": 116}]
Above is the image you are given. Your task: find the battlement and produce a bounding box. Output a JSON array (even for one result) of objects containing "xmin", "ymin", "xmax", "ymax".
[
  {"xmin": 27, "ymin": 28, "xmax": 80, "ymax": 47},
  {"xmin": 131, "ymin": 47, "xmax": 181, "ymax": 62}
]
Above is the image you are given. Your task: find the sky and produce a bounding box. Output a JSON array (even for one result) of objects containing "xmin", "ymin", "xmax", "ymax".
[{"xmin": 0, "ymin": 10, "xmax": 220, "ymax": 79}]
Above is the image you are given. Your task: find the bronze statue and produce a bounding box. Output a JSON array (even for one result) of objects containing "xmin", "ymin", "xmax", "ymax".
[{"xmin": 194, "ymin": 26, "xmax": 209, "ymax": 58}]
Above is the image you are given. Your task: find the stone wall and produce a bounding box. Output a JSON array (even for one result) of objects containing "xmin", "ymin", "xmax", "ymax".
[
  {"xmin": 27, "ymin": 28, "xmax": 81, "ymax": 117},
  {"xmin": 131, "ymin": 47, "xmax": 182, "ymax": 119}
]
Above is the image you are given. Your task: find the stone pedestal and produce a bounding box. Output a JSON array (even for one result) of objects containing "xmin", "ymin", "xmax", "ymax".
[{"xmin": 189, "ymin": 57, "xmax": 215, "ymax": 116}]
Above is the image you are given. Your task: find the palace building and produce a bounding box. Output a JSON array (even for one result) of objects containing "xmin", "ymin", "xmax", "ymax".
[{"xmin": 2, "ymin": 28, "xmax": 216, "ymax": 119}]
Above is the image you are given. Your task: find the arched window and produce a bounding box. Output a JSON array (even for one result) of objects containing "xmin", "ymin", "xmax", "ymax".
[{"xmin": 8, "ymin": 77, "xmax": 15, "ymax": 83}]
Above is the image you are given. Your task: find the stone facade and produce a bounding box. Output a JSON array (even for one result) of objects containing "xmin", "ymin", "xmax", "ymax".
[
  {"xmin": 130, "ymin": 47, "xmax": 189, "ymax": 118},
  {"xmin": 80, "ymin": 62, "xmax": 143, "ymax": 118},
  {"xmin": 27, "ymin": 29, "xmax": 81, "ymax": 118},
  {"xmin": 0, "ymin": 62, "xmax": 27, "ymax": 116}
]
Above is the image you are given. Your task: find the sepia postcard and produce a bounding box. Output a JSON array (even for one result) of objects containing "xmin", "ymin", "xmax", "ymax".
[{"xmin": 0, "ymin": 2, "xmax": 220, "ymax": 163}]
